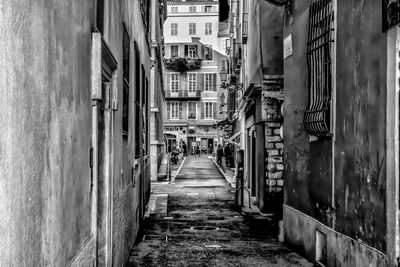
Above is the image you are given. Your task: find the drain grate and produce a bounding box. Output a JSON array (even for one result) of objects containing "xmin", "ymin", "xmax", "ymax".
[
  {"xmin": 142, "ymin": 235, "xmax": 168, "ymax": 242},
  {"xmin": 190, "ymin": 226, "xmax": 220, "ymax": 231},
  {"xmin": 206, "ymin": 216, "xmax": 225, "ymax": 221}
]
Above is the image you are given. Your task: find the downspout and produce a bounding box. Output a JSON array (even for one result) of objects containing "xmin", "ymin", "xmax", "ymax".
[{"xmin": 91, "ymin": 33, "xmax": 103, "ymax": 260}]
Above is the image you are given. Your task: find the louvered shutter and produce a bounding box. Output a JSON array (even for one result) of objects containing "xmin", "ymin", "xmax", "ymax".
[
  {"xmin": 166, "ymin": 74, "xmax": 170, "ymax": 91},
  {"xmin": 167, "ymin": 102, "xmax": 170, "ymax": 119},
  {"xmin": 213, "ymin": 103, "xmax": 217, "ymax": 119},
  {"xmin": 184, "ymin": 45, "xmax": 188, "ymax": 57},
  {"xmin": 212, "ymin": 73, "xmax": 217, "ymax": 91},
  {"xmin": 179, "ymin": 102, "xmax": 183, "ymax": 119},
  {"xmin": 197, "ymin": 74, "xmax": 204, "ymax": 91},
  {"xmin": 200, "ymin": 102, "xmax": 204, "ymax": 119}
]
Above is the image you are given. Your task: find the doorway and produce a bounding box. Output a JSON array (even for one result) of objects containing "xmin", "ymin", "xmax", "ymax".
[
  {"xmin": 165, "ymin": 134, "xmax": 177, "ymax": 153},
  {"xmin": 207, "ymin": 138, "xmax": 214, "ymax": 154},
  {"xmin": 187, "ymin": 137, "xmax": 196, "ymax": 155}
]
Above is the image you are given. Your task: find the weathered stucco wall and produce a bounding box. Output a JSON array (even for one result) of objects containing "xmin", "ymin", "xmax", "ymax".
[
  {"xmin": 0, "ymin": 0, "xmax": 153, "ymax": 265},
  {"xmin": 283, "ymin": 0, "xmax": 315, "ymax": 216},
  {"xmin": 335, "ymin": 0, "xmax": 387, "ymax": 251},
  {"xmin": 104, "ymin": 0, "xmax": 152, "ymax": 265},
  {"xmin": 0, "ymin": 1, "xmax": 94, "ymax": 266},
  {"xmin": 284, "ymin": 0, "xmax": 387, "ymax": 256}
]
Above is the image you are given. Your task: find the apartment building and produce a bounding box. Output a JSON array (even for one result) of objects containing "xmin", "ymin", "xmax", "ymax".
[{"xmin": 163, "ymin": 0, "xmax": 228, "ymax": 155}]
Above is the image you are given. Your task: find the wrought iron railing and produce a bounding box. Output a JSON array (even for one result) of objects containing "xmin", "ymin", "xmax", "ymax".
[
  {"xmin": 165, "ymin": 89, "xmax": 201, "ymax": 99},
  {"xmin": 164, "ymin": 57, "xmax": 202, "ymax": 72},
  {"xmin": 303, "ymin": 0, "xmax": 334, "ymax": 138}
]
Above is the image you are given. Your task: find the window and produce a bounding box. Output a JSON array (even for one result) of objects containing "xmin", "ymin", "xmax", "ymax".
[
  {"xmin": 171, "ymin": 6, "xmax": 178, "ymax": 13},
  {"xmin": 204, "ymin": 73, "xmax": 217, "ymax": 91},
  {"xmin": 122, "ymin": 25, "xmax": 130, "ymax": 135},
  {"xmin": 171, "ymin": 23, "xmax": 178, "ymax": 36},
  {"xmin": 188, "ymin": 102, "xmax": 197, "ymax": 119},
  {"xmin": 96, "ymin": 0, "xmax": 104, "ymax": 34},
  {"xmin": 188, "ymin": 74, "xmax": 197, "ymax": 92},
  {"xmin": 140, "ymin": 0, "xmax": 151, "ymax": 34},
  {"xmin": 170, "ymin": 74, "xmax": 179, "ymax": 92},
  {"xmin": 204, "ymin": 45, "xmax": 213, "ymax": 60},
  {"xmin": 204, "ymin": 102, "xmax": 213, "ymax": 119},
  {"xmin": 134, "ymin": 43, "xmax": 141, "ymax": 158},
  {"xmin": 205, "ymin": 6, "xmax": 212, "ymax": 12},
  {"xmin": 142, "ymin": 67, "xmax": 148, "ymax": 155},
  {"xmin": 170, "ymin": 45, "xmax": 179, "ymax": 58},
  {"xmin": 189, "ymin": 22, "xmax": 196, "ymax": 35},
  {"xmin": 205, "ymin": 22, "xmax": 212, "ymax": 35},
  {"xmin": 168, "ymin": 102, "xmax": 182, "ymax": 119},
  {"xmin": 188, "ymin": 45, "xmax": 197, "ymax": 58},
  {"xmin": 189, "ymin": 6, "xmax": 196, "ymax": 13},
  {"xmin": 303, "ymin": 0, "xmax": 334, "ymax": 138}
]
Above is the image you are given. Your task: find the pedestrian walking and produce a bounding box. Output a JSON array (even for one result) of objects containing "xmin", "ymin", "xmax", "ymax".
[
  {"xmin": 182, "ymin": 141, "xmax": 187, "ymax": 156},
  {"xmin": 217, "ymin": 144, "xmax": 224, "ymax": 172},
  {"xmin": 224, "ymin": 144, "xmax": 231, "ymax": 167},
  {"xmin": 196, "ymin": 145, "xmax": 201, "ymax": 157}
]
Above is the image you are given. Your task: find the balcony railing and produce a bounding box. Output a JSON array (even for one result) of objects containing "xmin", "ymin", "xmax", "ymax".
[
  {"xmin": 164, "ymin": 57, "xmax": 202, "ymax": 72},
  {"xmin": 165, "ymin": 89, "xmax": 201, "ymax": 99}
]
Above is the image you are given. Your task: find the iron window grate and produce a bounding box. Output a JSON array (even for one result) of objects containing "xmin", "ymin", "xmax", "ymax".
[{"xmin": 303, "ymin": 0, "xmax": 334, "ymax": 138}]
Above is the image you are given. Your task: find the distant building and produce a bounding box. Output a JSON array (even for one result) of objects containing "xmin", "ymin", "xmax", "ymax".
[{"xmin": 163, "ymin": 0, "xmax": 228, "ymax": 155}]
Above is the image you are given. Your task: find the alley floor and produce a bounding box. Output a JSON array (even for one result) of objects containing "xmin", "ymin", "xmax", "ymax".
[{"xmin": 127, "ymin": 156, "xmax": 312, "ymax": 267}]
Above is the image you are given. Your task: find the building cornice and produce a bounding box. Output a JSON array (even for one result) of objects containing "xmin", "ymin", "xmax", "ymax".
[{"xmin": 167, "ymin": 2, "xmax": 218, "ymax": 6}]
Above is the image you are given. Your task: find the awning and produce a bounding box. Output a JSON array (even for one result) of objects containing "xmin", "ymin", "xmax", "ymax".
[{"xmin": 226, "ymin": 130, "xmax": 242, "ymax": 147}]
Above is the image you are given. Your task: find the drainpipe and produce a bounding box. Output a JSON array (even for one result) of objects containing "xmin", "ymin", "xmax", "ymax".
[{"xmin": 91, "ymin": 32, "xmax": 102, "ymax": 258}]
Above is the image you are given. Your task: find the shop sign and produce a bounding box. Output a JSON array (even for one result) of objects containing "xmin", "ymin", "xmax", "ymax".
[{"xmin": 283, "ymin": 34, "xmax": 293, "ymax": 59}]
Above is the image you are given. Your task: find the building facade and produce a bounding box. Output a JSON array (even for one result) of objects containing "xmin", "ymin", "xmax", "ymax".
[
  {"xmin": 0, "ymin": 1, "xmax": 164, "ymax": 266},
  {"xmin": 150, "ymin": 1, "xmax": 167, "ymax": 181},
  {"xmin": 283, "ymin": 0, "xmax": 398, "ymax": 266},
  {"xmin": 163, "ymin": 0, "xmax": 228, "ymax": 155},
  {"xmin": 221, "ymin": 0, "xmax": 284, "ymax": 215}
]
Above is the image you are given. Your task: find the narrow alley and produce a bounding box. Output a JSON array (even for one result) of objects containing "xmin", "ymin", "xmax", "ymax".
[
  {"xmin": 127, "ymin": 156, "xmax": 312, "ymax": 266},
  {"xmin": 2, "ymin": 0, "xmax": 400, "ymax": 266}
]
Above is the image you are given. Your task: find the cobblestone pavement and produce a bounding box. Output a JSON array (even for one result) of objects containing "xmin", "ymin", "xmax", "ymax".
[{"xmin": 128, "ymin": 156, "xmax": 312, "ymax": 267}]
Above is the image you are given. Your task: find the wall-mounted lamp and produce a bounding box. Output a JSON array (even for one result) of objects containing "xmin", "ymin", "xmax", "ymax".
[{"xmin": 220, "ymin": 67, "xmax": 228, "ymax": 82}]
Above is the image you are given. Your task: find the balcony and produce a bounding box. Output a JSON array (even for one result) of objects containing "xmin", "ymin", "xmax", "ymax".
[
  {"xmin": 164, "ymin": 57, "xmax": 202, "ymax": 72},
  {"xmin": 165, "ymin": 89, "xmax": 201, "ymax": 99}
]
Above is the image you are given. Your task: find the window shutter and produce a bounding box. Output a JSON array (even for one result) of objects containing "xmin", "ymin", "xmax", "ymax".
[
  {"xmin": 166, "ymin": 74, "xmax": 171, "ymax": 91},
  {"xmin": 201, "ymin": 45, "xmax": 205, "ymax": 59},
  {"xmin": 197, "ymin": 73, "xmax": 204, "ymax": 91},
  {"xmin": 213, "ymin": 103, "xmax": 217, "ymax": 119},
  {"xmin": 184, "ymin": 45, "xmax": 188, "ymax": 57},
  {"xmin": 179, "ymin": 102, "xmax": 183, "ymax": 119},
  {"xmin": 212, "ymin": 73, "xmax": 217, "ymax": 91},
  {"xmin": 167, "ymin": 102, "xmax": 170, "ymax": 119},
  {"xmin": 200, "ymin": 102, "xmax": 204, "ymax": 119}
]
